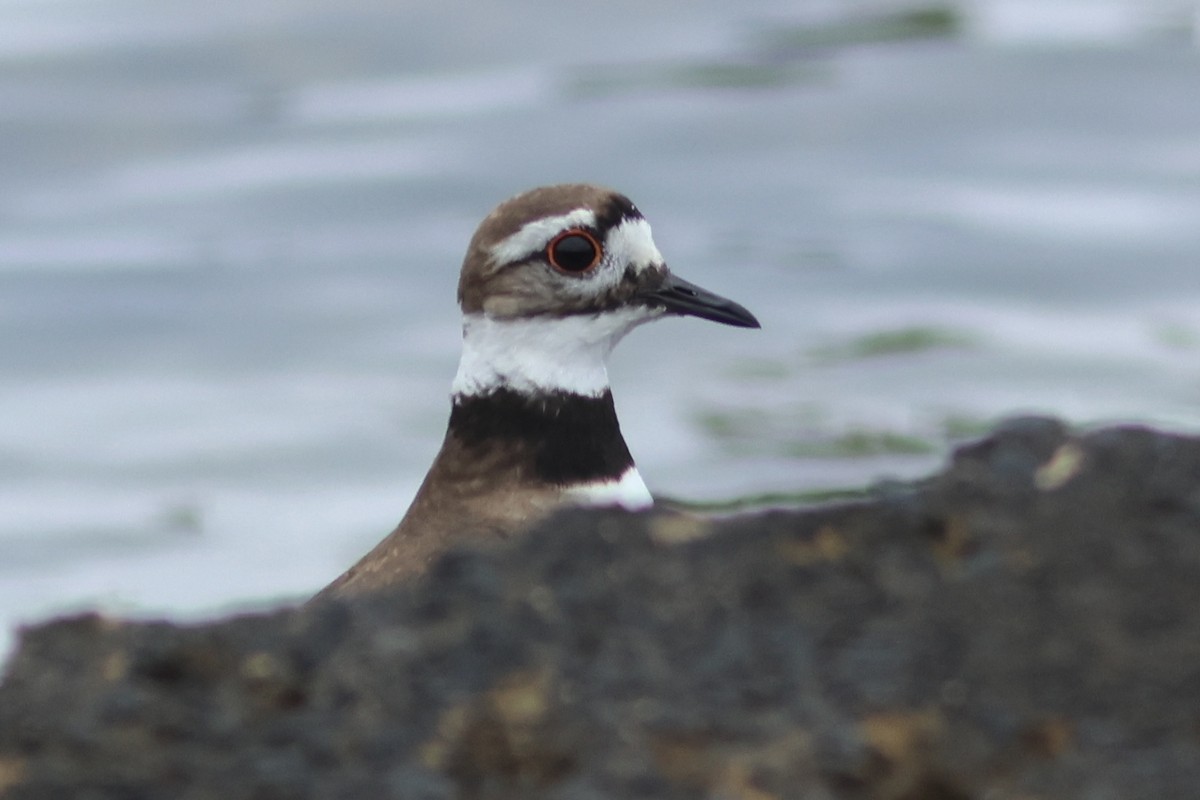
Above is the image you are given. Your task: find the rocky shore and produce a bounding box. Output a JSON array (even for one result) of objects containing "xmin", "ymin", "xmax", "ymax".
[{"xmin": 3, "ymin": 416, "xmax": 1200, "ymax": 799}]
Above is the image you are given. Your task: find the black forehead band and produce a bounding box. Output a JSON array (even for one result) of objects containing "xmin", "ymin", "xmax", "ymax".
[{"xmin": 592, "ymin": 193, "xmax": 644, "ymax": 233}]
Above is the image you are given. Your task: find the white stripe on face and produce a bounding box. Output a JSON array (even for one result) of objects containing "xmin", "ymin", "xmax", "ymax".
[
  {"xmin": 601, "ymin": 217, "xmax": 663, "ymax": 275},
  {"xmin": 489, "ymin": 208, "xmax": 598, "ymax": 266},
  {"xmin": 565, "ymin": 465, "xmax": 653, "ymax": 510}
]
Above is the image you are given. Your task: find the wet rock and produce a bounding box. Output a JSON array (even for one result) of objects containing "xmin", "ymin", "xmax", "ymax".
[{"xmin": 4, "ymin": 417, "xmax": 1200, "ymax": 799}]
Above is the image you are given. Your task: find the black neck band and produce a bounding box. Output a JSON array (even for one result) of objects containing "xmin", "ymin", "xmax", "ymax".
[{"xmin": 448, "ymin": 388, "xmax": 633, "ymax": 485}]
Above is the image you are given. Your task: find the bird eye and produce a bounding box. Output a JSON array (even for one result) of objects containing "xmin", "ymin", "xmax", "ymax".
[{"xmin": 547, "ymin": 230, "xmax": 601, "ymax": 273}]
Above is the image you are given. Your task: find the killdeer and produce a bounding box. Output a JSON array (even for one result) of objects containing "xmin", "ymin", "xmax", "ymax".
[{"xmin": 319, "ymin": 184, "xmax": 758, "ymax": 597}]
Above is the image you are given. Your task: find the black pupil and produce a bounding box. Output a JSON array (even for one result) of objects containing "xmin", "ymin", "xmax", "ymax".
[{"xmin": 552, "ymin": 234, "xmax": 597, "ymax": 271}]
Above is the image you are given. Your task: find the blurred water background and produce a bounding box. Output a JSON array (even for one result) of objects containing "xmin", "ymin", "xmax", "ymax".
[{"xmin": 2, "ymin": 0, "xmax": 1199, "ymax": 656}]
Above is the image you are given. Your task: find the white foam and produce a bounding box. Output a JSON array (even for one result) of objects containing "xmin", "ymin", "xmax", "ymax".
[
  {"xmin": 0, "ymin": 230, "xmax": 192, "ymax": 272},
  {"xmin": 965, "ymin": 0, "xmax": 1156, "ymax": 45},
  {"xmin": 290, "ymin": 66, "xmax": 553, "ymax": 124},
  {"xmin": 847, "ymin": 178, "xmax": 1200, "ymax": 244},
  {"xmin": 19, "ymin": 139, "xmax": 445, "ymax": 216}
]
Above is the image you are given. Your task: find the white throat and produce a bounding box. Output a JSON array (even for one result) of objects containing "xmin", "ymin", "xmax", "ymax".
[{"xmin": 451, "ymin": 307, "xmax": 657, "ymax": 398}]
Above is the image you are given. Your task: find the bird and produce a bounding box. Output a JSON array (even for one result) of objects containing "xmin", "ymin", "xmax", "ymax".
[{"xmin": 318, "ymin": 183, "xmax": 758, "ymax": 597}]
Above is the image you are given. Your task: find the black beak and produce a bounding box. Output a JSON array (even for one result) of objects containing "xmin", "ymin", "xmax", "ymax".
[{"xmin": 638, "ymin": 272, "xmax": 760, "ymax": 329}]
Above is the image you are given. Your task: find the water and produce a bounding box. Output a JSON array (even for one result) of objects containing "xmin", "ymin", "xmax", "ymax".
[{"xmin": 2, "ymin": 0, "xmax": 1199, "ymax": 656}]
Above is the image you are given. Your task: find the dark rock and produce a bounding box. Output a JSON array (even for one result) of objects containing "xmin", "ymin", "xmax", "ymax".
[{"xmin": 4, "ymin": 418, "xmax": 1200, "ymax": 798}]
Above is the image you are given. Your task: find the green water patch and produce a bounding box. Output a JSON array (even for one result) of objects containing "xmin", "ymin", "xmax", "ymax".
[
  {"xmin": 567, "ymin": 4, "xmax": 960, "ymax": 98},
  {"xmin": 659, "ymin": 484, "xmax": 876, "ymax": 513},
  {"xmin": 696, "ymin": 407, "xmax": 818, "ymax": 442},
  {"xmin": 808, "ymin": 325, "xmax": 979, "ymax": 363},
  {"xmin": 697, "ymin": 409, "xmax": 939, "ymax": 459},
  {"xmin": 940, "ymin": 414, "xmax": 997, "ymax": 441},
  {"xmin": 568, "ymin": 60, "xmax": 818, "ymax": 97},
  {"xmin": 725, "ymin": 357, "xmax": 794, "ymax": 381},
  {"xmin": 784, "ymin": 430, "xmax": 937, "ymax": 458},
  {"xmin": 696, "ymin": 406, "xmax": 998, "ymax": 461},
  {"xmin": 1153, "ymin": 322, "xmax": 1200, "ymax": 351},
  {"xmin": 667, "ymin": 62, "xmax": 806, "ymax": 90},
  {"xmin": 758, "ymin": 5, "xmax": 961, "ymax": 52}
]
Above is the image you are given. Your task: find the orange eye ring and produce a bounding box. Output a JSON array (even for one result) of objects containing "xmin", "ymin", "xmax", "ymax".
[{"xmin": 546, "ymin": 229, "xmax": 602, "ymax": 274}]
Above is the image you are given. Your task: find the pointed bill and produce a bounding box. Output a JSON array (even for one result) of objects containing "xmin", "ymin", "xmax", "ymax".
[{"xmin": 637, "ymin": 272, "xmax": 760, "ymax": 329}]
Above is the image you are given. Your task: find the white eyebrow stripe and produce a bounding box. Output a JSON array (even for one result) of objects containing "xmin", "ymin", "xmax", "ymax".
[{"xmin": 489, "ymin": 208, "xmax": 598, "ymax": 265}]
